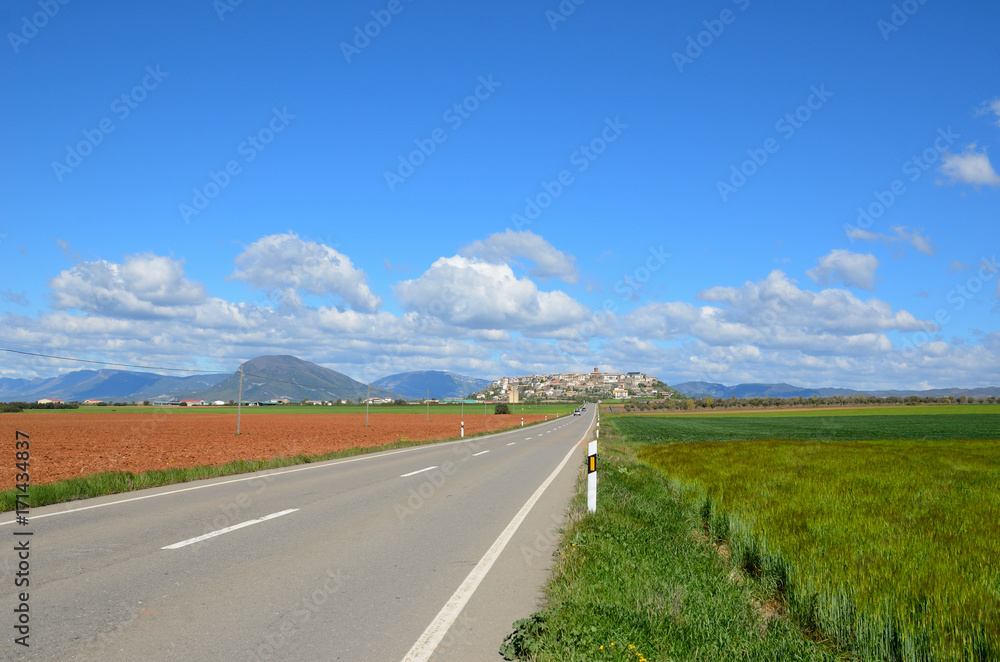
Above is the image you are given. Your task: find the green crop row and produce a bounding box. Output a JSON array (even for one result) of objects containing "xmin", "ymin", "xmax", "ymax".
[{"xmin": 624, "ymin": 415, "xmax": 1000, "ymax": 661}]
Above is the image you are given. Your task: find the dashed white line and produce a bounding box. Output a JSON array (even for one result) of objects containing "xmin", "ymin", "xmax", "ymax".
[
  {"xmin": 472, "ymin": 450, "xmax": 490, "ymax": 457},
  {"xmin": 507, "ymin": 442, "xmax": 516, "ymax": 446},
  {"xmin": 162, "ymin": 509, "xmax": 298, "ymax": 550},
  {"xmin": 401, "ymin": 466, "xmax": 439, "ymax": 478},
  {"xmin": 400, "ymin": 440, "xmax": 582, "ymax": 662}
]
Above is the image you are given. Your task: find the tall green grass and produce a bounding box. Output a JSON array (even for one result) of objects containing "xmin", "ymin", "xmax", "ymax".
[
  {"xmin": 627, "ymin": 416, "xmax": 1000, "ymax": 661},
  {"xmin": 501, "ymin": 440, "xmax": 837, "ymax": 661}
]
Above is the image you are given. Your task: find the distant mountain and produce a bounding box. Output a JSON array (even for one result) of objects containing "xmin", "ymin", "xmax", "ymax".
[
  {"xmin": 193, "ymin": 355, "xmax": 404, "ymax": 402},
  {"xmin": 0, "ymin": 369, "xmax": 228, "ymax": 402},
  {"xmin": 372, "ymin": 371, "xmax": 492, "ymax": 400},
  {"xmin": 671, "ymin": 381, "xmax": 1000, "ymax": 399}
]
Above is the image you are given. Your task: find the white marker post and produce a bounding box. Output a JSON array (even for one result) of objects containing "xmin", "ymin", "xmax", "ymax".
[
  {"xmin": 587, "ymin": 440, "xmax": 597, "ymax": 513},
  {"xmin": 521, "ymin": 417, "xmax": 524, "ymax": 427},
  {"xmin": 461, "ymin": 421, "xmax": 464, "ymax": 438}
]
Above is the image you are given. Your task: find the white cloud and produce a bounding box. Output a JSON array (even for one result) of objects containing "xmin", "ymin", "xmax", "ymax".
[
  {"xmin": 807, "ymin": 250, "xmax": 880, "ymax": 290},
  {"xmin": 48, "ymin": 254, "xmax": 208, "ymax": 318},
  {"xmin": 846, "ymin": 228, "xmax": 879, "ymax": 241},
  {"xmin": 395, "ymin": 255, "xmax": 591, "ymax": 338},
  {"xmin": 7, "ymin": 238, "xmax": 1000, "ymax": 390},
  {"xmin": 939, "ymin": 144, "xmax": 1000, "ymax": 188},
  {"xmin": 459, "ymin": 229, "xmax": 579, "ymax": 283},
  {"xmin": 230, "ymin": 233, "xmax": 381, "ymax": 313},
  {"xmin": 626, "ymin": 270, "xmax": 931, "ymax": 357},
  {"xmin": 890, "ymin": 226, "xmax": 934, "ymax": 256},
  {"xmin": 847, "ymin": 226, "xmax": 934, "ymax": 256},
  {"xmin": 976, "ymin": 98, "xmax": 1000, "ymax": 127}
]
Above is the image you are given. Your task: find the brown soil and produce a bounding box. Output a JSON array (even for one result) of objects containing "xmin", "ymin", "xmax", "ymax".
[{"xmin": 0, "ymin": 412, "xmax": 550, "ymax": 486}]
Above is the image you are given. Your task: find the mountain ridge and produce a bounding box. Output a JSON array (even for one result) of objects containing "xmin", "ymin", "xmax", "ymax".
[
  {"xmin": 671, "ymin": 381, "xmax": 1000, "ymax": 399},
  {"xmin": 372, "ymin": 370, "xmax": 491, "ymax": 400}
]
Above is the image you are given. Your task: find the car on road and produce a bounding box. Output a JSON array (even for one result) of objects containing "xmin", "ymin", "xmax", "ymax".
[{"xmin": 573, "ymin": 409, "xmax": 582, "ymax": 416}]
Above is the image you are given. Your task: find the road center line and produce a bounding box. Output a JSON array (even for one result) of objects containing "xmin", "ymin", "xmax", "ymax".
[
  {"xmin": 162, "ymin": 508, "xmax": 298, "ymax": 550},
  {"xmin": 507, "ymin": 442, "xmax": 516, "ymax": 446},
  {"xmin": 400, "ymin": 438, "xmax": 583, "ymax": 662},
  {"xmin": 401, "ymin": 466, "xmax": 438, "ymax": 478},
  {"xmin": 472, "ymin": 450, "xmax": 490, "ymax": 457}
]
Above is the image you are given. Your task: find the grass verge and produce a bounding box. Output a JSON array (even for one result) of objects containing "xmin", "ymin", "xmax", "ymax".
[{"xmin": 500, "ymin": 427, "xmax": 840, "ymax": 661}]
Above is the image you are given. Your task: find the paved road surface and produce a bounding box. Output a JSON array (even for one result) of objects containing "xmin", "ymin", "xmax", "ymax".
[{"xmin": 1, "ymin": 408, "xmax": 596, "ymax": 661}]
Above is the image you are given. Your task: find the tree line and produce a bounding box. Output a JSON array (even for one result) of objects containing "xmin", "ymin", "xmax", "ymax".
[{"xmin": 612, "ymin": 393, "xmax": 998, "ymax": 413}]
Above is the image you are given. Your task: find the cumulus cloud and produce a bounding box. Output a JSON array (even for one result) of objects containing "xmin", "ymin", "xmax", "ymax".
[
  {"xmin": 230, "ymin": 233, "xmax": 381, "ymax": 313},
  {"xmin": 625, "ymin": 270, "xmax": 932, "ymax": 357},
  {"xmin": 807, "ymin": 250, "xmax": 880, "ymax": 290},
  {"xmin": 939, "ymin": 144, "xmax": 1000, "ymax": 187},
  {"xmin": 459, "ymin": 229, "xmax": 579, "ymax": 283},
  {"xmin": 48, "ymin": 253, "xmax": 209, "ymax": 318},
  {"xmin": 395, "ymin": 255, "xmax": 590, "ymax": 337}
]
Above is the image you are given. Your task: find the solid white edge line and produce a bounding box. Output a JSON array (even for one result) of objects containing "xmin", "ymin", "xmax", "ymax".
[
  {"xmin": 162, "ymin": 508, "xmax": 298, "ymax": 550},
  {"xmin": 400, "ymin": 438, "xmax": 584, "ymax": 662},
  {"xmin": 0, "ymin": 418, "xmax": 568, "ymax": 526},
  {"xmin": 401, "ymin": 466, "xmax": 439, "ymax": 478}
]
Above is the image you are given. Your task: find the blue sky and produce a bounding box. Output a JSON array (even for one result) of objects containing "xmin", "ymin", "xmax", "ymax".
[{"xmin": 1, "ymin": 0, "xmax": 998, "ymax": 389}]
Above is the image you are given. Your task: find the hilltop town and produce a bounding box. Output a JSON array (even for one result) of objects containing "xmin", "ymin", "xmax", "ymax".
[{"xmin": 473, "ymin": 367, "xmax": 673, "ymax": 403}]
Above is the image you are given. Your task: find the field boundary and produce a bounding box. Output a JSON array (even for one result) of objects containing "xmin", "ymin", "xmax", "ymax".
[{"xmin": 0, "ymin": 416, "xmax": 555, "ymax": 513}]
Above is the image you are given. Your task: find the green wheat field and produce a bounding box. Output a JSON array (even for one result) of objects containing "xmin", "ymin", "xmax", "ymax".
[{"xmin": 620, "ymin": 410, "xmax": 1000, "ymax": 660}]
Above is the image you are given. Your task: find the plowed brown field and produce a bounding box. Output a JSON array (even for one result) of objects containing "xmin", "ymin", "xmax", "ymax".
[{"xmin": 0, "ymin": 412, "xmax": 552, "ymax": 485}]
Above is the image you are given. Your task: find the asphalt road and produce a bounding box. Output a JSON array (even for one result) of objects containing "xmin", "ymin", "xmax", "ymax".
[{"xmin": 1, "ymin": 407, "xmax": 596, "ymax": 661}]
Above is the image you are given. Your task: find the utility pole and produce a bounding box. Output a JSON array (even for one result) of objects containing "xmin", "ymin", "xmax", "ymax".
[
  {"xmin": 365, "ymin": 381, "xmax": 370, "ymax": 427},
  {"xmin": 236, "ymin": 362, "xmax": 244, "ymax": 435},
  {"xmin": 426, "ymin": 387, "xmax": 430, "ymax": 422}
]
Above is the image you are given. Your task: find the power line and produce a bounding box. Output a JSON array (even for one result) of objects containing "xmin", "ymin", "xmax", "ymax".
[{"xmin": 0, "ymin": 347, "xmax": 230, "ymax": 374}]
